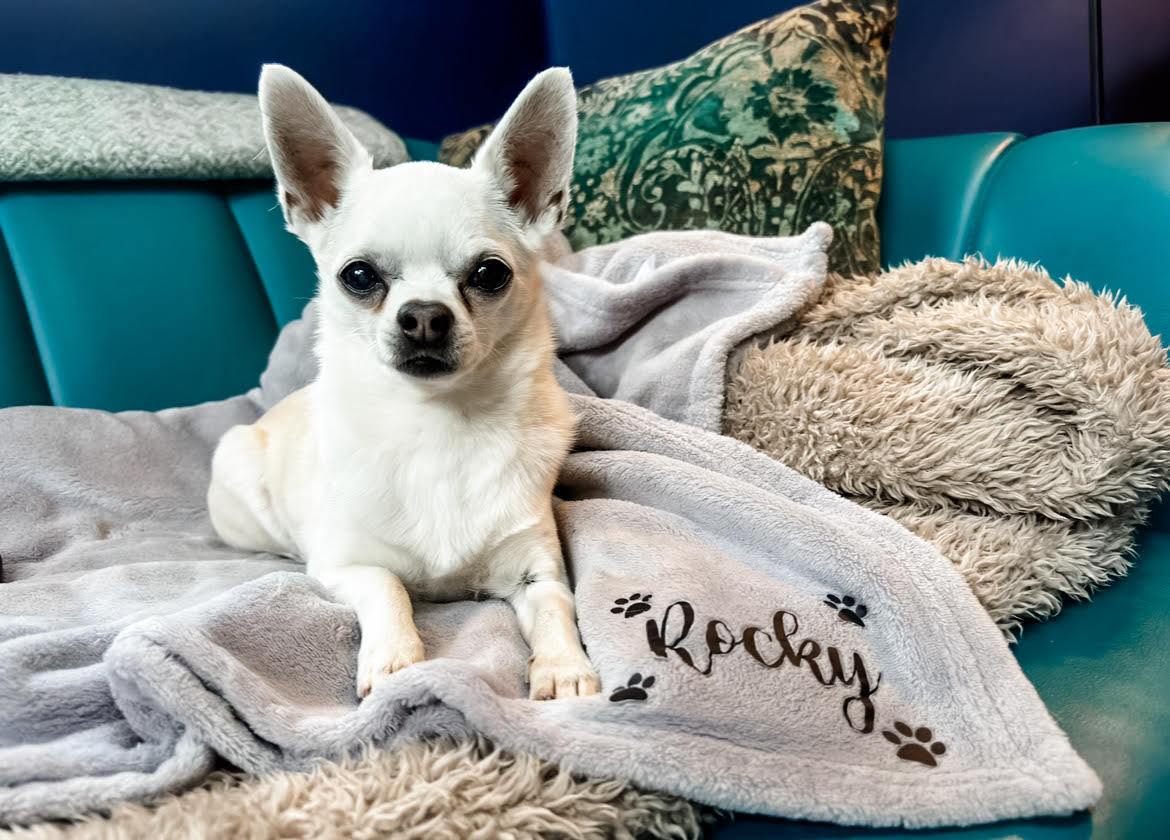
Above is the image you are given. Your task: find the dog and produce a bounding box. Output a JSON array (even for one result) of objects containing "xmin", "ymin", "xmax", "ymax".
[{"xmin": 207, "ymin": 64, "xmax": 600, "ymax": 702}]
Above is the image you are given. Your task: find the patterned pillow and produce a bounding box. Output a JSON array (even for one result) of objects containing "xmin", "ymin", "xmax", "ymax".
[{"xmin": 439, "ymin": 0, "xmax": 896, "ymax": 276}]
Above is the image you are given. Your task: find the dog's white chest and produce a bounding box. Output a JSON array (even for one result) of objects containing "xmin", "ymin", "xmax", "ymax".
[{"xmin": 310, "ymin": 409, "xmax": 544, "ymax": 594}]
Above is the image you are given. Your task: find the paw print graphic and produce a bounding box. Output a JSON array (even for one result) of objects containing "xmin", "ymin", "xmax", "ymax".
[
  {"xmin": 823, "ymin": 593, "xmax": 868, "ymax": 627},
  {"xmin": 609, "ymin": 673, "xmax": 655, "ymax": 702},
  {"xmin": 882, "ymin": 721, "xmax": 947, "ymax": 767},
  {"xmin": 611, "ymin": 593, "xmax": 652, "ymax": 618}
]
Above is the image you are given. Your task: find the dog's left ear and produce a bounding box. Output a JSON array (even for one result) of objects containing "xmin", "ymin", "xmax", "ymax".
[{"xmin": 473, "ymin": 67, "xmax": 577, "ymax": 234}]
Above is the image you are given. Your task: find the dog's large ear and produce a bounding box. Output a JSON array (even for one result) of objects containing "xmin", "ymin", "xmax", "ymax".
[
  {"xmin": 473, "ymin": 67, "xmax": 577, "ymax": 234},
  {"xmin": 258, "ymin": 64, "xmax": 371, "ymax": 236}
]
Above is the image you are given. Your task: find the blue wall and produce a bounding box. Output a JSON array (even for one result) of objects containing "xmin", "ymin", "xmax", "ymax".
[
  {"xmin": 1, "ymin": 0, "xmax": 1166, "ymax": 140},
  {"xmin": 0, "ymin": 0, "xmax": 549, "ymax": 141},
  {"xmin": 1102, "ymin": 0, "xmax": 1170, "ymax": 125},
  {"xmin": 543, "ymin": 0, "xmax": 1169, "ymax": 140},
  {"xmin": 884, "ymin": 0, "xmax": 1092, "ymax": 137}
]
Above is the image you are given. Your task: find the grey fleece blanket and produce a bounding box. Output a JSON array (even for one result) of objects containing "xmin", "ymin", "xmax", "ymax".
[{"xmin": 0, "ymin": 222, "xmax": 1100, "ymax": 828}]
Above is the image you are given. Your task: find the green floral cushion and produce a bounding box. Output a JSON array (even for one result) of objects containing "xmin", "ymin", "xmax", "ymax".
[{"xmin": 439, "ymin": 0, "xmax": 896, "ymax": 276}]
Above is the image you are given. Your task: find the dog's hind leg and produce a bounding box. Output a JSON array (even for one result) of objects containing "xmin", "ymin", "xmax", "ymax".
[{"xmin": 207, "ymin": 424, "xmax": 293, "ymax": 556}]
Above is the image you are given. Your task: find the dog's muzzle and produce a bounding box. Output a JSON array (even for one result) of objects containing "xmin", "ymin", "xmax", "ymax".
[{"xmin": 393, "ymin": 301, "xmax": 457, "ymax": 378}]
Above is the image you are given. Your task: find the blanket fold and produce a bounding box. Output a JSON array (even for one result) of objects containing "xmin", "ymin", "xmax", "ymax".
[{"xmin": 0, "ymin": 227, "xmax": 1100, "ymax": 829}]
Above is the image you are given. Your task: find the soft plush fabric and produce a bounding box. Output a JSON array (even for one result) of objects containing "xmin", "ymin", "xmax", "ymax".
[
  {"xmin": 0, "ymin": 227, "xmax": 1100, "ymax": 829},
  {"xmin": 0, "ymin": 74, "xmax": 407, "ymax": 181},
  {"xmin": 439, "ymin": 0, "xmax": 895, "ymax": 276},
  {"xmin": 548, "ymin": 224, "xmax": 832, "ymax": 429},
  {"xmin": 725, "ymin": 257, "xmax": 1170, "ymax": 635},
  {"xmin": 1, "ymin": 738, "xmax": 706, "ymax": 840}
]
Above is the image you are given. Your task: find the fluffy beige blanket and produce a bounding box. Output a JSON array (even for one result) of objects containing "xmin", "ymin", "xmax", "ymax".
[
  {"xmin": 3, "ymin": 739, "xmax": 706, "ymax": 840},
  {"xmin": 727, "ymin": 257, "xmax": 1170, "ymax": 634}
]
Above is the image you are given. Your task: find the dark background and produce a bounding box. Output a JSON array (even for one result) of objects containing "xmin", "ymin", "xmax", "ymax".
[{"xmin": 1, "ymin": 0, "xmax": 1167, "ymax": 141}]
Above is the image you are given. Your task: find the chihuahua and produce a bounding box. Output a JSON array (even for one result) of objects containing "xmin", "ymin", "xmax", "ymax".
[{"xmin": 207, "ymin": 65, "xmax": 600, "ymax": 701}]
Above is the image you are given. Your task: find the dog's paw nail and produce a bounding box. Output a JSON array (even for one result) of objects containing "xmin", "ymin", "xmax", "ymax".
[
  {"xmin": 528, "ymin": 657, "xmax": 600, "ymax": 700},
  {"xmin": 356, "ymin": 639, "xmax": 425, "ymax": 700}
]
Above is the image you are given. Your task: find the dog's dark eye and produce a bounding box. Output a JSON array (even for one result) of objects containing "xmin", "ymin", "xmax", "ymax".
[
  {"xmin": 338, "ymin": 261, "xmax": 382, "ymax": 296},
  {"xmin": 468, "ymin": 258, "xmax": 512, "ymax": 293}
]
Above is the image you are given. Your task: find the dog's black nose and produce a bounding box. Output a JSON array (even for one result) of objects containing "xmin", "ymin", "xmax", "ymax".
[{"xmin": 397, "ymin": 302, "xmax": 453, "ymax": 345}]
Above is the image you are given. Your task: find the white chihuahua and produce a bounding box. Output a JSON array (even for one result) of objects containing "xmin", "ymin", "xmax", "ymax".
[{"xmin": 207, "ymin": 65, "xmax": 600, "ymax": 701}]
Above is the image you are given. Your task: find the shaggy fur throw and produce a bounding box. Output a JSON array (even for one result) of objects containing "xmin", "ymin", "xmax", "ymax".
[
  {"xmin": 1, "ymin": 737, "xmax": 707, "ymax": 840},
  {"xmin": 725, "ymin": 257, "xmax": 1170, "ymax": 635}
]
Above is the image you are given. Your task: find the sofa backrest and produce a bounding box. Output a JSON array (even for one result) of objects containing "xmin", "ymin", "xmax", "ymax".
[
  {"xmin": 0, "ymin": 182, "xmax": 316, "ymax": 410},
  {"xmin": 877, "ymin": 124, "xmax": 1170, "ymax": 344},
  {"xmin": 2, "ymin": 123, "xmax": 1169, "ymax": 413}
]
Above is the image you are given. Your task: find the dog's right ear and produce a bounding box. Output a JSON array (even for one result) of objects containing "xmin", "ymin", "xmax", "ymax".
[
  {"xmin": 258, "ymin": 64, "xmax": 371, "ymax": 237},
  {"xmin": 472, "ymin": 67, "xmax": 577, "ymax": 237}
]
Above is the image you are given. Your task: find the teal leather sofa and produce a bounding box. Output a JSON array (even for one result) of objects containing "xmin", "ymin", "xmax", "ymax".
[{"xmin": 2, "ymin": 126, "xmax": 1168, "ymax": 838}]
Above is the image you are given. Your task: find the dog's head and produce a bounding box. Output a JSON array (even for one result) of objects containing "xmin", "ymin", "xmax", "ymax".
[{"xmin": 259, "ymin": 65, "xmax": 576, "ymax": 387}]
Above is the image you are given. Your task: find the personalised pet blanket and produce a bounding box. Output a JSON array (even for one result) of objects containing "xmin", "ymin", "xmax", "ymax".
[{"xmin": 0, "ymin": 223, "xmax": 1100, "ymax": 827}]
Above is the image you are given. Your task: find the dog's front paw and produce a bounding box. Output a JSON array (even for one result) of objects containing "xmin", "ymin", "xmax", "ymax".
[
  {"xmin": 528, "ymin": 653, "xmax": 601, "ymax": 700},
  {"xmin": 356, "ymin": 634, "xmax": 425, "ymax": 700}
]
